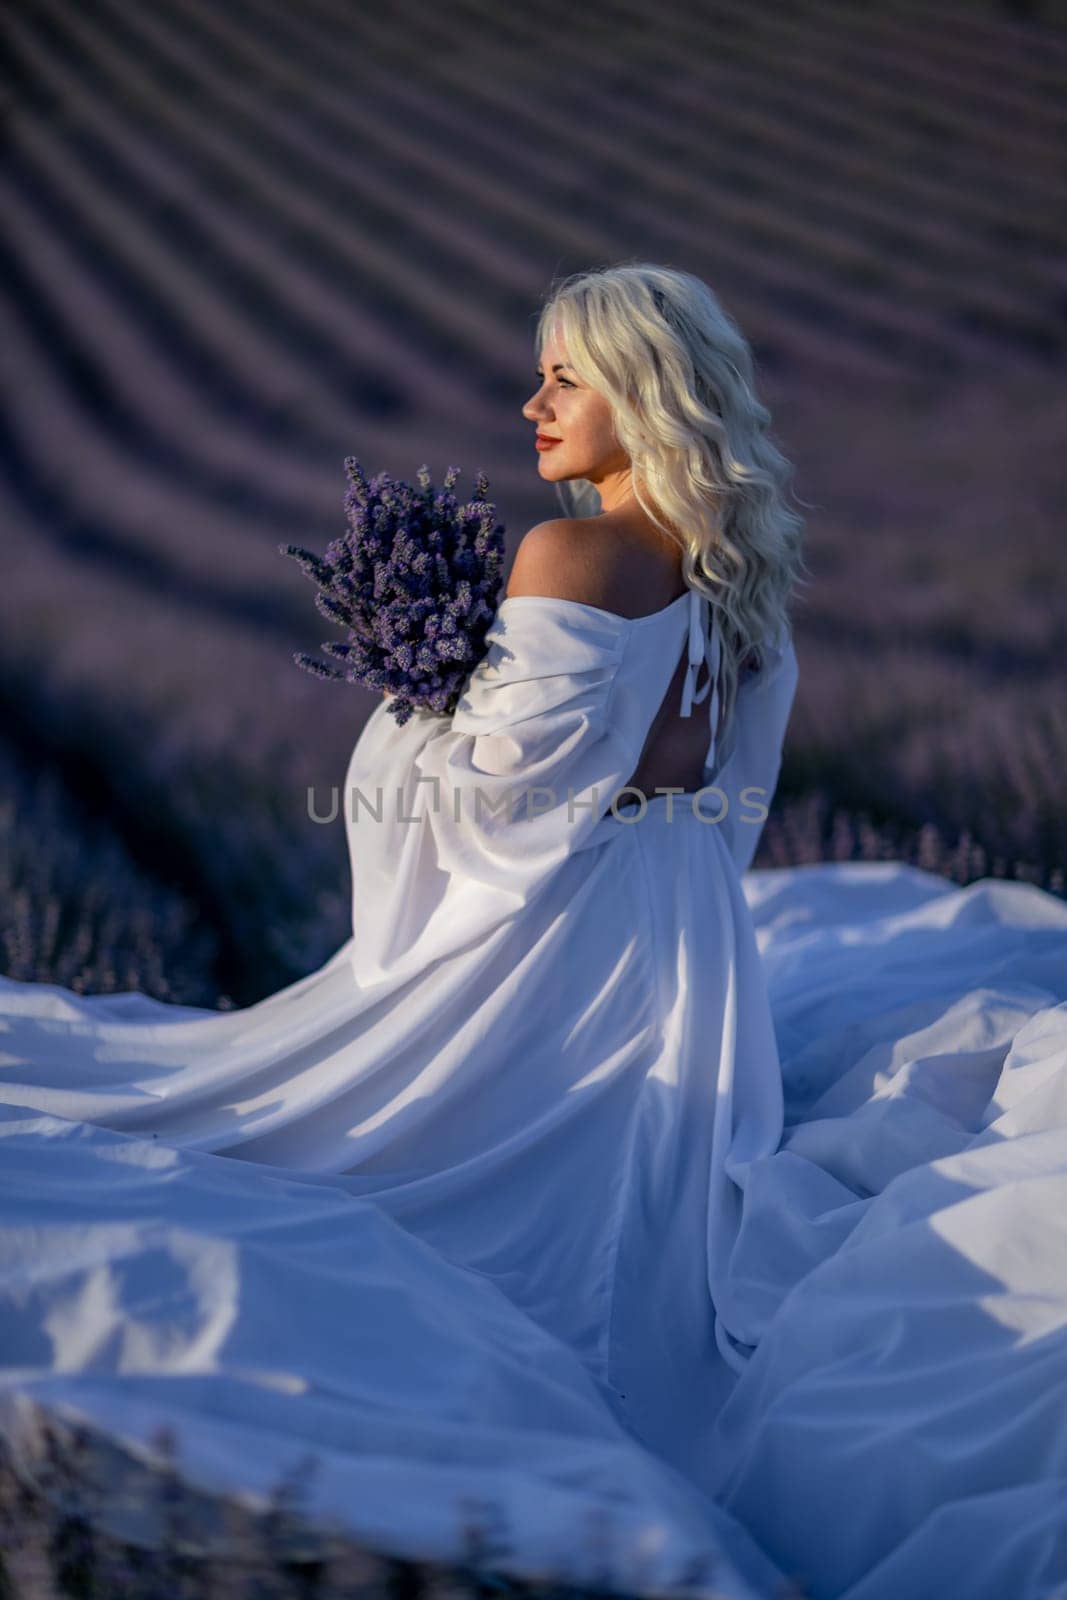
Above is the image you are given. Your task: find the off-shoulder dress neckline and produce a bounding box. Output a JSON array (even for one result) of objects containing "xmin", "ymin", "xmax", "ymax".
[{"xmin": 497, "ymin": 589, "xmax": 692, "ymax": 629}]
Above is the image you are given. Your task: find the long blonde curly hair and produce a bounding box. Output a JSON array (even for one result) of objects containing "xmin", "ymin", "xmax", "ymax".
[{"xmin": 535, "ymin": 261, "xmax": 811, "ymax": 748}]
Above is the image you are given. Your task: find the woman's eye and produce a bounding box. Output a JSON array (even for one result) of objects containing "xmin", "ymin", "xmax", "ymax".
[{"xmin": 535, "ymin": 374, "xmax": 574, "ymax": 388}]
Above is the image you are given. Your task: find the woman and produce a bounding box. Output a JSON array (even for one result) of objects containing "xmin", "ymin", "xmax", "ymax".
[{"xmin": 1, "ymin": 264, "xmax": 1066, "ymax": 1600}]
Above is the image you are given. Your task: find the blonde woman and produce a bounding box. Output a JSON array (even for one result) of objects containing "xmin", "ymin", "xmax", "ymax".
[{"xmin": 3, "ymin": 264, "xmax": 1066, "ymax": 1600}]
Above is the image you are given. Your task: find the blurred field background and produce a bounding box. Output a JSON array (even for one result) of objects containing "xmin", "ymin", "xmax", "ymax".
[{"xmin": 2, "ymin": 0, "xmax": 1066, "ymax": 1010}]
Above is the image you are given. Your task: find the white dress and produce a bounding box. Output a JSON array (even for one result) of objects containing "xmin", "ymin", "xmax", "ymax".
[{"xmin": 2, "ymin": 585, "xmax": 1066, "ymax": 1600}]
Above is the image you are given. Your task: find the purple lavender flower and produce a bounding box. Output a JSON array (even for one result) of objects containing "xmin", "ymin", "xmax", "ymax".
[{"xmin": 281, "ymin": 460, "xmax": 506, "ymax": 726}]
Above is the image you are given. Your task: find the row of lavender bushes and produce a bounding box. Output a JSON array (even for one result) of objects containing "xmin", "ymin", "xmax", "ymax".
[
  {"xmin": 0, "ymin": 640, "xmax": 355, "ymax": 1009},
  {"xmin": 0, "ymin": 738, "xmax": 221, "ymax": 1005},
  {"xmin": 0, "ymin": 1407, "xmax": 813, "ymax": 1600}
]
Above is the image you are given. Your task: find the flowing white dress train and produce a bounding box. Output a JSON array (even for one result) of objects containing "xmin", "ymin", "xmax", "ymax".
[{"xmin": 1, "ymin": 585, "xmax": 1066, "ymax": 1600}]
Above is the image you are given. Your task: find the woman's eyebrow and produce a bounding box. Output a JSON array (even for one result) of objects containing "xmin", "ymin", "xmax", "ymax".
[{"xmin": 536, "ymin": 363, "xmax": 576, "ymax": 374}]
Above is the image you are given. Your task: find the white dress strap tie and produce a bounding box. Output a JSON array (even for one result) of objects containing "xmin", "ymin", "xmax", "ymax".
[{"xmin": 679, "ymin": 587, "xmax": 722, "ymax": 772}]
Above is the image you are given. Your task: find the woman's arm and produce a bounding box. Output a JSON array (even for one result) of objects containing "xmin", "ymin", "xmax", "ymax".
[{"xmin": 345, "ymin": 591, "xmax": 634, "ymax": 987}]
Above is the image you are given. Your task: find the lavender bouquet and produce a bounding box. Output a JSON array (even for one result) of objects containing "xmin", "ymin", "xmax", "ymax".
[{"xmin": 280, "ymin": 459, "xmax": 506, "ymax": 727}]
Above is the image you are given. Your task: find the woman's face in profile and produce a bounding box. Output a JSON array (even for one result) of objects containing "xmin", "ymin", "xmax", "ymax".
[{"xmin": 521, "ymin": 325, "xmax": 629, "ymax": 488}]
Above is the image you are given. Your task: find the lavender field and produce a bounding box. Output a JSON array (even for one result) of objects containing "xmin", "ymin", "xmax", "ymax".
[{"xmin": 2, "ymin": 0, "xmax": 1066, "ymax": 1009}]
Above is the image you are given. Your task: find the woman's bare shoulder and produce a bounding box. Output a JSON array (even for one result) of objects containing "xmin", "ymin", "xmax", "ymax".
[{"xmin": 506, "ymin": 516, "xmax": 684, "ymax": 617}]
